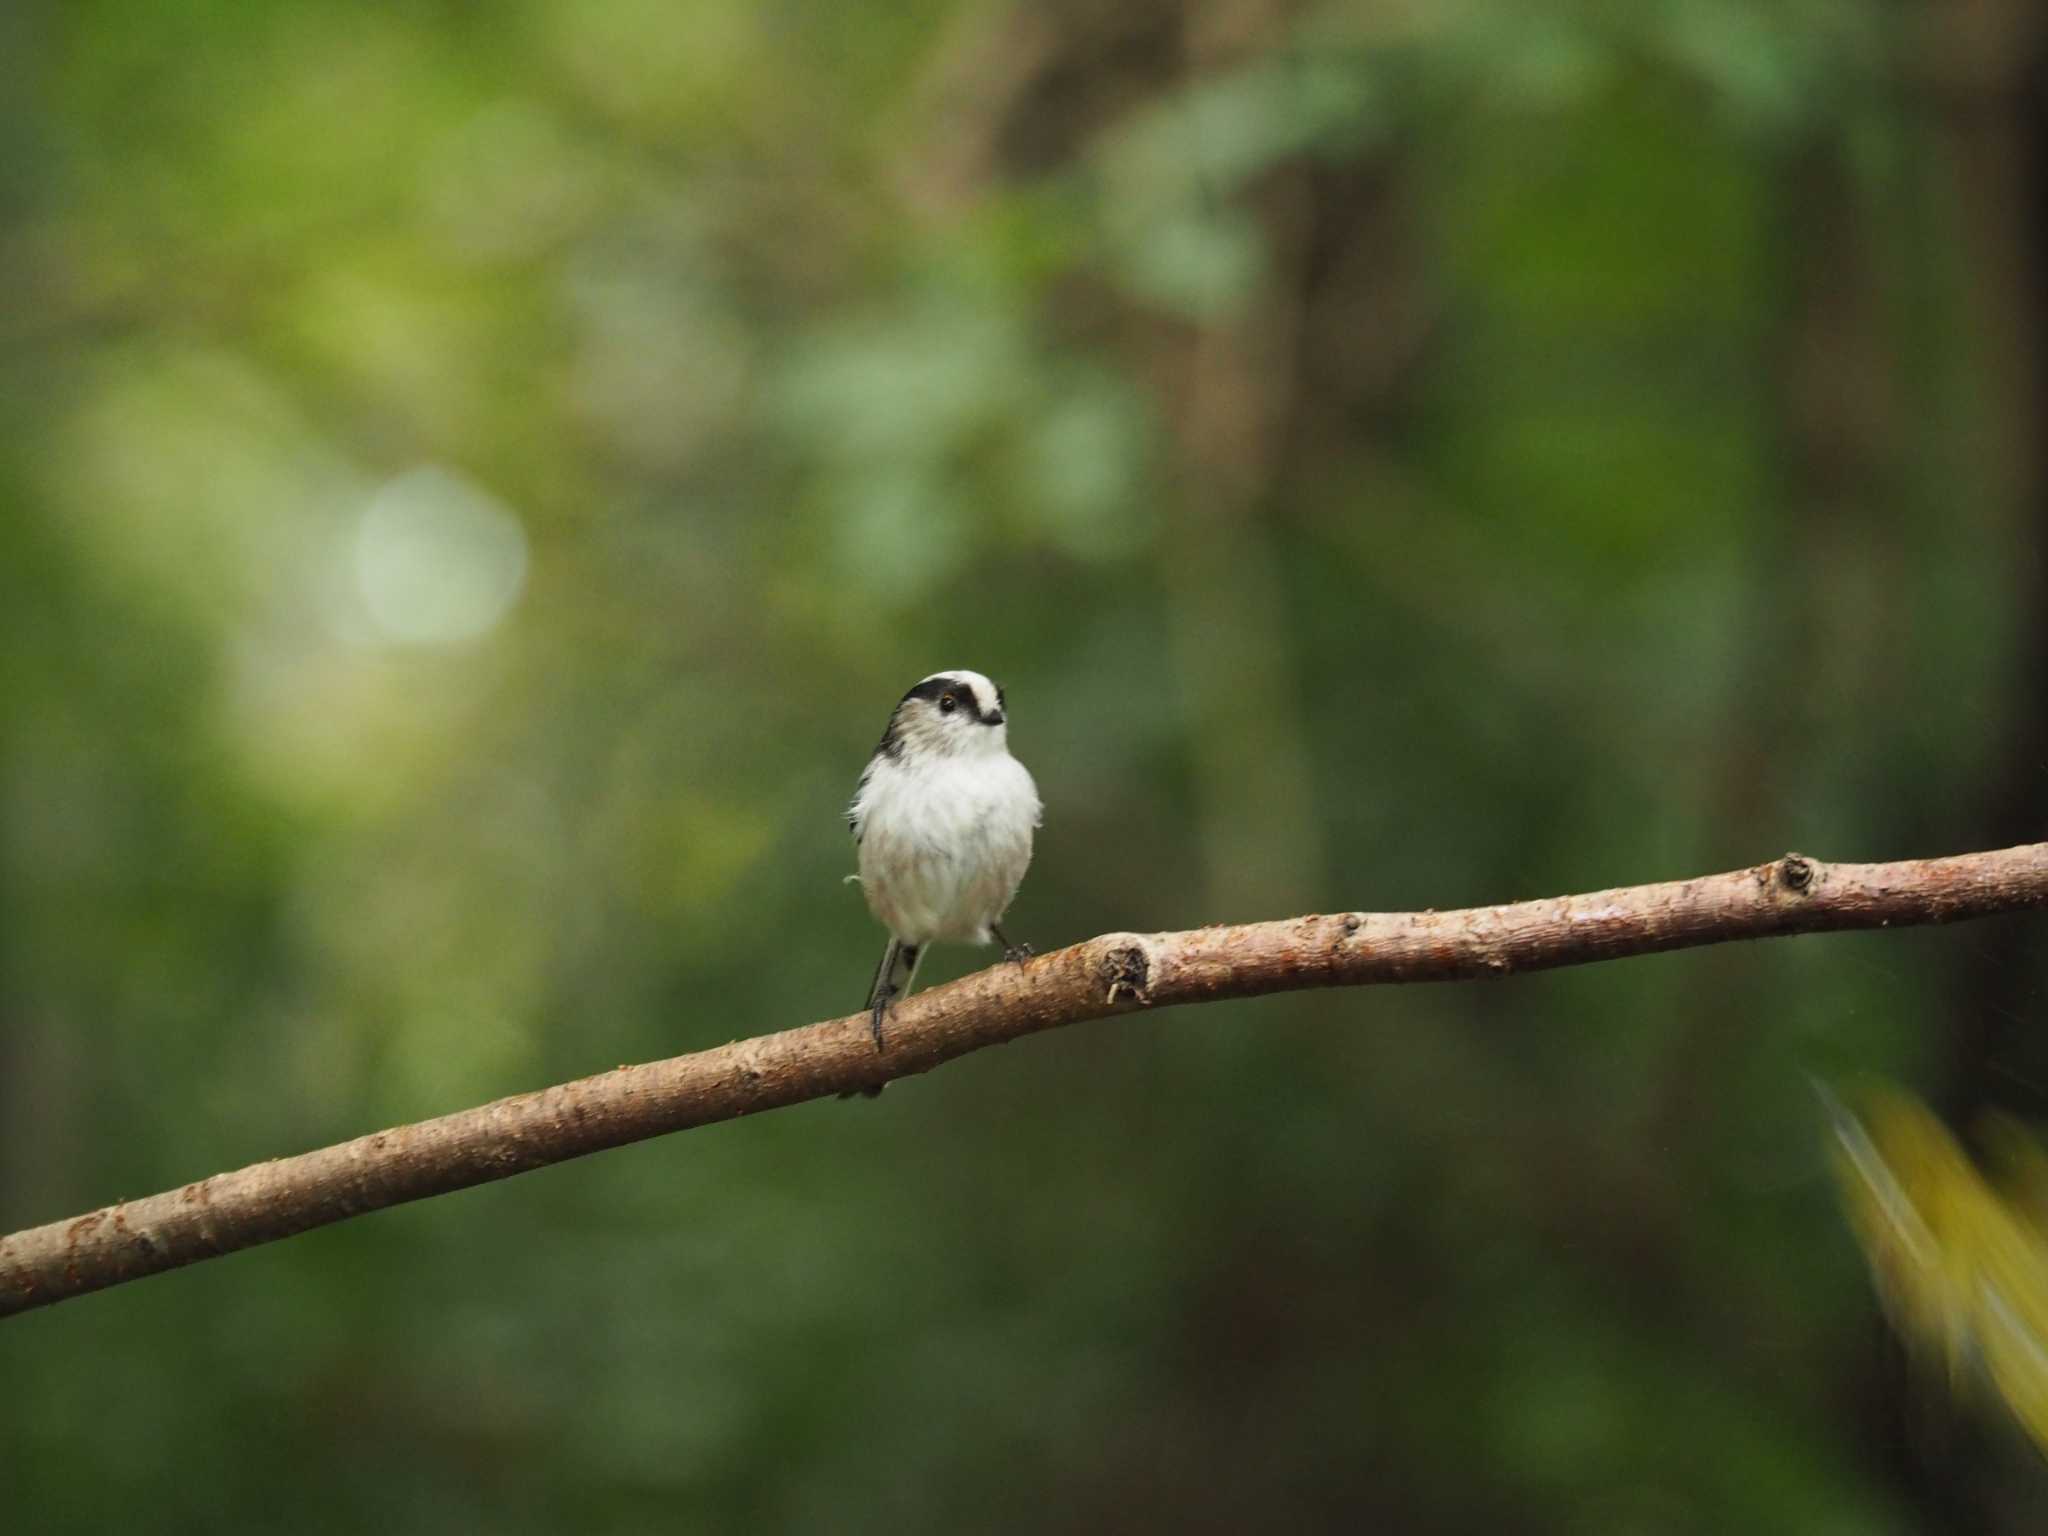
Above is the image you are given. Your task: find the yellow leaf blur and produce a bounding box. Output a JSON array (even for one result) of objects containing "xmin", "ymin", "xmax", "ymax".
[{"xmin": 1826, "ymin": 1080, "xmax": 2048, "ymax": 1454}]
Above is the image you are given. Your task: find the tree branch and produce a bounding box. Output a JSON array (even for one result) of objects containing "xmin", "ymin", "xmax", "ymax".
[{"xmin": 7, "ymin": 843, "xmax": 2048, "ymax": 1319}]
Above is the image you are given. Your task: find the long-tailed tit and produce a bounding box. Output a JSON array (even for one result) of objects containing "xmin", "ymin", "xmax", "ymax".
[{"xmin": 847, "ymin": 670, "xmax": 1042, "ymax": 1059}]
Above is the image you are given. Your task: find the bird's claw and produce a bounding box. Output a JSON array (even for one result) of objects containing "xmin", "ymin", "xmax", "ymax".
[{"xmin": 1002, "ymin": 942, "xmax": 1034, "ymax": 964}]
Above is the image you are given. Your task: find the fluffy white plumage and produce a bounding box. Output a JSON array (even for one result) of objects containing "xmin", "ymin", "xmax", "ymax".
[{"xmin": 848, "ymin": 669, "xmax": 1041, "ymax": 1053}]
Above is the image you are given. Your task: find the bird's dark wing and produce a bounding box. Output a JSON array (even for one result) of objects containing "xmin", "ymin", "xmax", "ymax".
[{"xmin": 847, "ymin": 761, "xmax": 873, "ymax": 843}]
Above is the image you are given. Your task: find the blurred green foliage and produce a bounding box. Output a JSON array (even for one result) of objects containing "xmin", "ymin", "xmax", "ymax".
[{"xmin": 3, "ymin": 0, "xmax": 2044, "ymax": 1529}]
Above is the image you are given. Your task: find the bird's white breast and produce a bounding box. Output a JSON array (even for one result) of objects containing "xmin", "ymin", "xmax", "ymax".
[{"xmin": 854, "ymin": 751, "xmax": 1039, "ymax": 945}]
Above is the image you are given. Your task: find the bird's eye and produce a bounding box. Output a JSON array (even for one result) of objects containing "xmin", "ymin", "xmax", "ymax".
[{"xmin": 938, "ymin": 695, "xmax": 958, "ymax": 714}]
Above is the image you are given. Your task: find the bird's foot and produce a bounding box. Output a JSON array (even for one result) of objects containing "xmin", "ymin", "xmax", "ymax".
[
  {"xmin": 836, "ymin": 995, "xmax": 892, "ymax": 1100},
  {"xmin": 1002, "ymin": 942, "xmax": 1034, "ymax": 964}
]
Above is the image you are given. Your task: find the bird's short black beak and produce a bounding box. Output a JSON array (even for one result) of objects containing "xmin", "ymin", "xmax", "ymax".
[{"xmin": 982, "ymin": 710, "xmax": 1005, "ymax": 726}]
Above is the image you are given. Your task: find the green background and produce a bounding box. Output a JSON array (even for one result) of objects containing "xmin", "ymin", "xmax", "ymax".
[{"xmin": 4, "ymin": 1, "xmax": 2046, "ymax": 1529}]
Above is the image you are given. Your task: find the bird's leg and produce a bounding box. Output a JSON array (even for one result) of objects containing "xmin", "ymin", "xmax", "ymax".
[
  {"xmin": 992, "ymin": 924, "xmax": 1033, "ymax": 965},
  {"xmin": 869, "ymin": 942, "xmax": 920, "ymax": 1052}
]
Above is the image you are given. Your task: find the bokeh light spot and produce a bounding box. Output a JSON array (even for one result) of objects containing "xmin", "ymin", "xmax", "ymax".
[{"xmin": 354, "ymin": 466, "xmax": 529, "ymax": 645}]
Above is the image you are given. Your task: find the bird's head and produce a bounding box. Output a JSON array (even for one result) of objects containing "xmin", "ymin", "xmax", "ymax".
[{"xmin": 880, "ymin": 669, "xmax": 1009, "ymax": 760}]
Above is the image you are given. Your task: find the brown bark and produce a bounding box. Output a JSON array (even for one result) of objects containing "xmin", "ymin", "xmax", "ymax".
[{"xmin": 6, "ymin": 843, "xmax": 2048, "ymax": 1318}]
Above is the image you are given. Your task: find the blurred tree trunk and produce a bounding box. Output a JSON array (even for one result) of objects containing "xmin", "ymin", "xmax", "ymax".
[
  {"xmin": 1886, "ymin": 2, "xmax": 2047, "ymax": 1529},
  {"xmin": 1934, "ymin": 2, "xmax": 2048, "ymax": 1127}
]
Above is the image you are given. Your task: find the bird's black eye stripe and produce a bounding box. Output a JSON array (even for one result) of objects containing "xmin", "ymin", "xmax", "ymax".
[{"xmin": 900, "ymin": 675, "xmax": 965, "ymax": 708}]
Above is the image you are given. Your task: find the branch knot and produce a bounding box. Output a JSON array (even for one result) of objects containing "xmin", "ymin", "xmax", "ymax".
[
  {"xmin": 1098, "ymin": 939, "xmax": 1154, "ymax": 1006},
  {"xmin": 1777, "ymin": 853, "xmax": 1817, "ymax": 894}
]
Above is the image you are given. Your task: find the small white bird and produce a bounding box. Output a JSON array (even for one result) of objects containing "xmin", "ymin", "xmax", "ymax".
[{"xmin": 847, "ymin": 669, "xmax": 1042, "ymax": 1056}]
